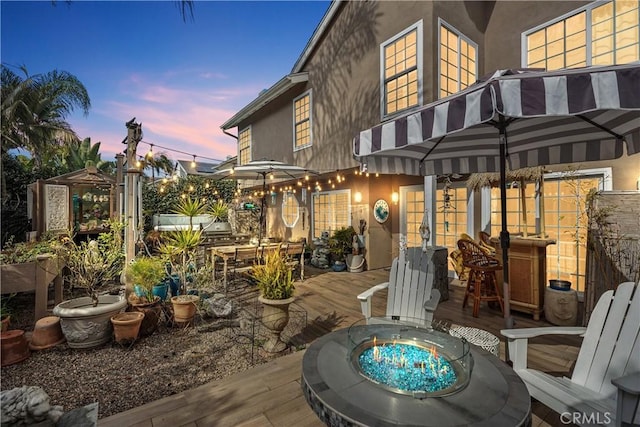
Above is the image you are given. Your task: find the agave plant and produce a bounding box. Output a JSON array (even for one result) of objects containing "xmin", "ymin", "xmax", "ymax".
[{"xmin": 174, "ymin": 196, "xmax": 207, "ymax": 230}]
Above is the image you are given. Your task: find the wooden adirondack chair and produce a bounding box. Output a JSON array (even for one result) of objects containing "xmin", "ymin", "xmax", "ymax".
[
  {"xmin": 357, "ymin": 245, "xmax": 441, "ymax": 326},
  {"xmin": 501, "ymin": 281, "xmax": 639, "ymax": 426}
]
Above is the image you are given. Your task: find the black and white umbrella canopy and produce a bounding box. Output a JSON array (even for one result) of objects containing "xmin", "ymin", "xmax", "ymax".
[
  {"xmin": 353, "ymin": 63, "xmax": 640, "ymax": 328},
  {"xmin": 354, "ymin": 64, "xmax": 639, "ymax": 176}
]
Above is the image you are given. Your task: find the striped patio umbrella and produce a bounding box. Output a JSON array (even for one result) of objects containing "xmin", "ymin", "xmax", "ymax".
[{"xmin": 353, "ymin": 63, "xmax": 640, "ymax": 328}]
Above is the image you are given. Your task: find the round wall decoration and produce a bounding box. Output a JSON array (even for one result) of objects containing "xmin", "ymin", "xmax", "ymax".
[{"xmin": 373, "ymin": 199, "xmax": 390, "ymax": 223}]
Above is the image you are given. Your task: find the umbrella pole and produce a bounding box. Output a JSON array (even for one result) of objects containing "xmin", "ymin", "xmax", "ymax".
[
  {"xmin": 259, "ymin": 177, "xmax": 266, "ymax": 242},
  {"xmin": 499, "ymin": 127, "xmax": 515, "ymax": 330}
]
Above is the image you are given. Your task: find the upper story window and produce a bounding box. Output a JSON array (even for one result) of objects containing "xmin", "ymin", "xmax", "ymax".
[
  {"xmin": 524, "ymin": 0, "xmax": 639, "ymax": 69},
  {"xmin": 238, "ymin": 126, "xmax": 251, "ymax": 166},
  {"xmin": 439, "ymin": 20, "xmax": 478, "ymax": 98},
  {"xmin": 381, "ymin": 21, "xmax": 423, "ymax": 118},
  {"xmin": 293, "ymin": 91, "xmax": 312, "ymax": 150}
]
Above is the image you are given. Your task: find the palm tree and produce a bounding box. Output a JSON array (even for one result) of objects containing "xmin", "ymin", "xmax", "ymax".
[
  {"xmin": 143, "ymin": 151, "xmax": 174, "ymax": 180},
  {"xmin": 1, "ymin": 65, "xmax": 91, "ymax": 170}
]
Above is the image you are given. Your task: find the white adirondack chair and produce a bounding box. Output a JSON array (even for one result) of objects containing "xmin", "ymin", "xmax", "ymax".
[
  {"xmin": 357, "ymin": 244, "xmax": 441, "ymax": 326},
  {"xmin": 501, "ymin": 281, "xmax": 639, "ymax": 427}
]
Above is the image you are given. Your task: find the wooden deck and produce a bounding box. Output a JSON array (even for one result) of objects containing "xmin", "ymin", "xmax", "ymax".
[{"xmin": 99, "ymin": 266, "xmax": 582, "ymax": 427}]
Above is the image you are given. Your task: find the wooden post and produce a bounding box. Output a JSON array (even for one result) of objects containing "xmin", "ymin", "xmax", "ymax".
[
  {"xmin": 520, "ymin": 179, "xmax": 528, "ymax": 237},
  {"xmin": 124, "ymin": 119, "xmax": 143, "ymax": 267}
]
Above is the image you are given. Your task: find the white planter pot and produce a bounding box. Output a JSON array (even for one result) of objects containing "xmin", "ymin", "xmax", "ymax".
[
  {"xmin": 346, "ymin": 254, "xmax": 365, "ymax": 273},
  {"xmin": 53, "ymin": 295, "xmax": 127, "ymax": 349}
]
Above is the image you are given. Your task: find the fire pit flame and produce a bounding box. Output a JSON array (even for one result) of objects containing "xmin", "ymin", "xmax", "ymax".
[{"xmin": 349, "ymin": 324, "xmax": 473, "ymax": 398}]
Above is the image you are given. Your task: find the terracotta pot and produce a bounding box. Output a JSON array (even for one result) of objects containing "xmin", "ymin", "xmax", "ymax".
[
  {"xmin": 258, "ymin": 296, "xmax": 295, "ymax": 353},
  {"xmin": 111, "ymin": 312, "xmax": 144, "ymax": 345},
  {"xmin": 1, "ymin": 329, "xmax": 30, "ymax": 366},
  {"xmin": 1, "ymin": 315, "xmax": 10, "ymax": 333},
  {"xmin": 170, "ymin": 295, "xmax": 200, "ymax": 326},
  {"xmin": 130, "ymin": 297, "xmax": 162, "ymax": 337},
  {"xmin": 29, "ymin": 316, "xmax": 65, "ymax": 350}
]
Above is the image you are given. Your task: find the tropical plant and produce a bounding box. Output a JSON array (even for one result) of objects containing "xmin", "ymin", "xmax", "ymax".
[
  {"xmin": 125, "ymin": 256, "xmax": 166, "ymax": 302},
  {"xmin": 159, "ymin": 229, "xmax": 202, "ymax": 295},
  {"xmin": 210, "ymin": 199, "xmax": 229, "ymax": 222},
  {"xmin": 143, "ymin": 151, "xmax": 174, "ymax": 180},
  {"xmin": 1, "ymin": 65, "xmax": 90, "ymax": 170},
  {"xmin": 328, "ymin": 226, "xmax": 357, "ymax": 262},
  {"xmin": 251, "ymin": 245, "xmax": 295, "ymax": 300},
  {"xmin": 174, "ymin": 196, "xmax": 207, "ymax": 229},
  {"xmin": 60, "ymin": 220, "xmax": 125, "ymax": 306},
  {"xmin": 63, "ymin": 137, "xmax": 115, "ymax": 174}
]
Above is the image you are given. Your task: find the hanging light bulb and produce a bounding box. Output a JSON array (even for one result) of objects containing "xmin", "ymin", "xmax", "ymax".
[
  {"xmin": 172, "ymin": 174, "xmax": 179, "ymax": 181},
  {"xmin": 269, "ymin": 172, "xmax": 275, "ymax": 180},
  {"xmin": 191, "ymin": 155, "xmax": 196, "ymax": 168},
  {"xmin": 162, "ymin": 177, "xmax": 168, "ymax": 184},
  {"xmin": 230, "ymin": 167, "xmax": 235, "ymax": 175},
  {"xmin": 205, "ymin": 182, "xmax": 210, "ymax": 189},
  {"xmin": 136, "ymin": 158, "xmax": 142, "ymax": 168},
  {"xmin": 305, "ymin": 173, "xmax": 309, "ymax": 181},
  {"xmin": 146, "ymin": 144, "xmax": 154, "ymax": 159}
]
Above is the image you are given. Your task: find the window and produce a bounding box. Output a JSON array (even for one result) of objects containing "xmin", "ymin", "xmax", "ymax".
[
  {"xmin": 524, "ymin": 0, "xmax": 639, "ymax": 69},
  {"xmin": 293, "ymin": 91, "xmax": 312, "ymax": 150},
  {"xmin": 238, "ymin": 126, "xmax": 251, "ymax": 165},
  {"xmin": 485, "ymin": 168, "xmax": 611, "ymax": 292},
  {"xmin": 400, "ymin": 186, "xmax": 425, "ymax": 248},
  {"xmin": 381, "ymin": 21, "xmax": 422, "ymax": 117},
  {"xmin": 439, "ymin": 20, "xmax": 478, "ymax": 98},
  {"xmin": 543, "ymin": 170, "xmax": 609, "ymax": 292},
  {"xmin": 312, "ymin": 190, "xmax": 351, "ymax": 238},
  {"xmin": 282, "ymin": 192, "xmax": 300, "ymax": 228}
]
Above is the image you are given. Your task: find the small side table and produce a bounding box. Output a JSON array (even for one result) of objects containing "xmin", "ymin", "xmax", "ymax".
[
  {"xmin": 611, "ymin": 372, "xmax": 640, "ymax": 427},
  {"xmin": 450, "ymin": 325, "xmax": 500, "ymax": 357}
]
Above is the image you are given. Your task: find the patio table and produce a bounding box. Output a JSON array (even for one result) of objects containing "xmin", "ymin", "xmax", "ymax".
[{"xmin": 209, "ymin": 243, "xmax": 280, "ymax": 292}]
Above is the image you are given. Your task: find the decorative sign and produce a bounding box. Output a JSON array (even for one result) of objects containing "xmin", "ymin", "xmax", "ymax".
[{"xmin": 373, "ymin": 199, "xmax": 390, "ymax": 223}]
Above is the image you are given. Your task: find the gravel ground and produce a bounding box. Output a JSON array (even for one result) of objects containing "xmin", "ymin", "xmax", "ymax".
[{"xmin": 1, "ymin": 283, "xmax": 301, "ymax": 420}]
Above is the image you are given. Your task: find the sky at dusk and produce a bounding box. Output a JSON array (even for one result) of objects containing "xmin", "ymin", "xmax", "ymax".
[{"xmin": 1, "ymin": 0, "xmax": 331, "ymax": 163}]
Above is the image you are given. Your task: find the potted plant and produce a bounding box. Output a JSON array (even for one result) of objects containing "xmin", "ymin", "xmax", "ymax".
[
  {"xmin": 329, "ymin": 226, "xmax": 356, "ymax": 271},
  {"xmin": 251, "ymin": 244, "xmax": 295, "ymax": 353},
  {"xmin": 52, "ymin": 221, "xmax": 128, "ymax": 349},
  {"xmin": 160, "ymin": 229, "xmax": 202, "ymax": 326},
  {"xmin": 125, "ymin": 256, "xmax": 166, "ymax": 336}
]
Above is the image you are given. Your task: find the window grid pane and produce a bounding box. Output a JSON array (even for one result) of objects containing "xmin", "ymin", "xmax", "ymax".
[
  {"xmin": 238, "ymin": 127, "xmax": 251, "ymax": 165},
  {"xmin": 405, "ymin": 190, "xmax": 425, "ymax": 248},
  {"xmin": 294, "ymin": 94, "xmax": 311, "ymax": 149},
  {"xmin": 312, "ymin": 190, "xmax": 350, "ymax": 238},
  {"xmin": 439, "ymin": 24, "xmax": 477, "ymax": 98},
  {"xmin": 384, "ymin": 28, "xmax": 419, "ymax": 116},
  {"xmin": 526, "ymin": 1, "xmax": 639, "ymax": 69}
]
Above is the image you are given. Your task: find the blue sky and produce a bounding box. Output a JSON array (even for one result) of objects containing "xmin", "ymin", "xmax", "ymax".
[{"xmin": 1, "ymin": 0, "xmax": 331, "ymax": 162}]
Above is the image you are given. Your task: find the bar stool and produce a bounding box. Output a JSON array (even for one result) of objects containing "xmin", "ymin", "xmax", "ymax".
[{"xmin": 457, "ymin": 239, "xmax": 504, "ymax": 318}]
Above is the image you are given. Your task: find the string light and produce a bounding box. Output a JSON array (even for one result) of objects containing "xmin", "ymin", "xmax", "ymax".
[
  {"xmin": 191, "ymin": 155, "xmax": 197, "ymax": 168},
  {"xmin": 146, "ymin": 144, "xmax": 154, "ymax": 159}
]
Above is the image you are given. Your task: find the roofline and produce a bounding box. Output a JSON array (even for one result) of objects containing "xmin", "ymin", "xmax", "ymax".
[
  {"xmin": 220, "ymin": 72, "xmax": 309, "ymax": 130},
  {"xmin": 291, "ymin": 1, "xmax": 342, "ymax": 73}
]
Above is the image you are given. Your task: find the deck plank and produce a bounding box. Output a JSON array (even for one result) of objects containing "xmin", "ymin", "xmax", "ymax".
[{"xmin": 99, "ymin": 267, "xmax": 582, "ymax": 427}]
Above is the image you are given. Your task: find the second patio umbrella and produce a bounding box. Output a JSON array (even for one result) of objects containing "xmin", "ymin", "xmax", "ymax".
[{"xmin": 212, "ymin": 159, "xmax": 317, "ymax": 241}]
